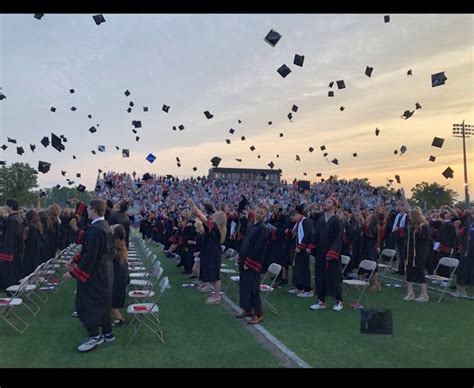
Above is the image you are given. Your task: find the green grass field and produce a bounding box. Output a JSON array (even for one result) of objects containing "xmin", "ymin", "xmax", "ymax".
[{"xmin": 1, "ymin": 237, "xmax": 472, "ymax": 368}]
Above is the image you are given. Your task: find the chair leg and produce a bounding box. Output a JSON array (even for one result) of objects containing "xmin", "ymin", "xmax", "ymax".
[{"xmin": 1, "ymin": 308, "xmax": 30, "ymax": 334}]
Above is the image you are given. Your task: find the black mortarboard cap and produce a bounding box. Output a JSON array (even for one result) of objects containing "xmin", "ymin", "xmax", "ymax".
[
  {"xmin": 329, "ymin": 81, "xmax": 334, "ymax": 88},
  {"xmin": 293, "ymin": 54, "xmax": 304, "ymax": 67},
  {"xmin": 16, "ymin": 146, "xmax": 25, "ymax": 155},
  {"xmin": 39, "ymin": 191, "xmax": 46, "ymax": 198},
  {"xmin": 375, "ymin": 128, "xmax": 380, "ymax": 136},
  {"xmin": 1, "ymin": 144, "xmax": 7, "ymax": 150},
  {"xmin": 336, "ymin": 80, "xmax": 346, "ymax": 89},
  {"xmin": 323, "ymin": 152, "xmax": 328, "ymax": 157},
  {"xmin": 0, "ymin": 161, "xmax": 6, "ymax": 165},
  {"xmin": 228, "ymin": 128, "xmax": 235, "ymax": 135},
  {"xmin": 89, "ymin": 126, "xmax": 97, "ymax": 134},
  {"xmin": 34, "ymin": 14, "xmax": 44, "ymax": 20},
  {"xmin": 88, "ymin": 114, "xmax": 92, "ymax": 119},
  {"xmin": 132, "ymin": 120, "xmax": 142, "ymax": 128},
  {"xmin": 98, "ymin": 145, "xmax": 105, "ymax": 152},
  {"xmin": 384, "ymin": 15, "xmax": 390, "ymax": 23},
  {"xmin": 331, "ymin": 158, "xmax": 339, "ymax": 165},
  {"xmin": 316, "ymin": 173, "xmax": 322, "ymax": 177},
  {"xmin": 127, "ymin": 108, "xmax": 132, "ymax": 113},
  {"xmin": 211, "ymin": 156, "xmax": 222, "ymax": 167},
  {"xmin": 51, "ymin": 133, "xmax": 65, "ymax": 152},
  {"xmin": 124, "ymin": 90, "xmax": 130, "ymax": 97},
  {"xmin": 395, "ymin": 175, "xmax": 401, "ymax": 184},
  {"xmin": 236, "ymin": 158, "xmax": 242, "ymax": 162},
  {"xmin": 429, "ymin": 155, "xmax": 436, "ymax": 162},
  {"xmin": 295, "ymin": 155, "xmax": 300, "ymax": 161},
  {"xmin": 280, "ymin": 133, "xmax": 284, "ymax": 137},
  {"xmin": 431, "ymin": 72, "xmax": 447, "ymax": 87},
  {"xmin": 77, "ymin": 184, "xmax": 86, "ymax": 192},
  {"xmin": 142, "ymin": 173, "xmax": 153, "ymax": 181},
  {"xmin": 177, "ymin": 163, "xmax": 181, "ymax": 168},
  {"xmin": 394, "ymin": 150, "xmax": 398, "ymax": 155},
  {"xmin": 443, "ymin": 167, "xmax": 454, "ymax": 179},
  {"xmin": 432, "ymin": 137, "xmax": 444, "ymax": 148},
  {"xmin": 178, "ymin": 125, "xmax": 185, "ymax": 131},
  {"xmin": 250, "ymin": 146, "xmax": 256, "ymax": 151},
  {"xmin": 93, "ymin": 14, "xmax": 105, "ymax": 25},
  {"xmin": 268, "ymin": 121, "xmax": 273, "ymax": 125},
  {"xmin": 241, "ymin": 136, "xmax": 246, "ymax": 141},
  {"xmin": 226, "ymin": 139, "xmax": 231, "ymax": 144},
  {"xmin": 129, "ymin": 101, "xmax": 134, "ymax": 107},
  {"xmin": 292, "ymin": 104, "xmax": 298, "ymax": 112},
  {"xmin": 277, "ymin": 64, "xmax": 291, "ymax": 78},
  {"xmin": 172, "ymin": 126, "xmax": 177, "ymax": 131},
  {"xmin": 30, "ymin": 144, "xmax": 36, "ymax": 152},
  {"xmin": 0, "ymin": 92, "xmax": 6, "ymax": 100},
  {"xmin": 415, "ymin": 102, "xmax": 422, "ymax": 110},
  {"xmin": 143, "ymin": 106, "xmax": 148, "ymax": 112},
  {"xmin": 162, "ymin": 104, "xmax": 170, "ymax": 113},
  {"xmin": 61, "ymin": 170, "xmax": 66, "ymax": 176},
  {"xmin": 71, "ymin": 106, "xmax": 77, "ymax": 111},
  {"xmin": 55, "ymin": 184, "xmax": 61, "ymax": 189},
  {"xmin": 122, "ymin": 149, "xmax": 130, "ymax": 158},
  {"xmin": 288, "ymin": 113, "xmax": 293, "ymax": 121},
  {"xmin": 193, "ymin": 167, "xmax": 197, "ymax": 171},
  {"xmin": 340, "ymin": 106, "xmax": 345, "ymax": 111},
  {"xmin": 401, "ymin": 110, "xmax": 414, "ymax": 119},
  {"xmin": 132, "ymin": 129, "xmax": 137, "ymax": 134},
  {"xmin": 204, "ymin": 111, "xmax": 214, "ymax": 119},
  {"xmin": 7, "ymin": 137, "xmax": 16, "ymax": 144},
  {"xmin": 309, "ymin": 147, "xmax": 314, "ymax": 152},
  {"xmin": 264, "ymin": 29, "xmax": 282, "ymax": 47},
  {"xmin": 69, "ymin": 89, "xmax": 74, "ymax": 94},
  {"xmin": 91, "ymin": 150, "xmax": 96, "ymax": 155},
  {"xmin": 320, "ymin": 145, "xmax": 326, "ymax": 151},
  {"xmin": 257, "ymin": 155, "xmax": 261, "ymax": 159},
  {"xmin": 400, "ymin": 145, "xmax": 407, "ymax": 154},
  {"xmin": 38, "ymin": 161, "xmax": 51, "ymax": 174},
  {"xmin": 276, "ymin": 154, "xmax": 279, "ymax": 158},
  {"xmin": 72, "ymin": 155, "xmax": 76, "ymax": 159},
  {"xmin": 353, "ymin": 153, "xmax": 357, "ymax": 157},
  {"xmin": 365, "ymin": 66, "xmax": 373, "ymax": 77},
  {"xmin": 268, "ymin": 161, "xmax": 275, "ymax": 169},
  {"xmin": 238, "ymin": 119, "xmax": 242, "ymax": 124},
  {"xmin": 115, "ymin": 146, "xmax": 119, "ymax": 150},
  {"xmin": 76, "ymin": 173, "xmax": 81, "ymax": 178},
  {"xmin": 328, "ymin": 91, "xmax": 334, "ymax": 97},
  {"xmin": 50, "ymin": 107, "xmax": 56, "ymax": 112}
]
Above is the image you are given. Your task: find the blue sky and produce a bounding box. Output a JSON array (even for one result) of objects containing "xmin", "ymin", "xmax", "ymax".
[{"xmin": 1, "ymin": 14, "xmax": 473, "ymax": 197}]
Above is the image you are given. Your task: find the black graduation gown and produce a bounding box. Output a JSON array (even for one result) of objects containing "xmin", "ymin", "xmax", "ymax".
[
  {"xmin": 238, "ymin": 220, "xmax": 268, "ymax": 311},
  {"xmin": 200, "ymin": 219, "xmax": 222, "ymax": 283},
  {"xmin": 293, "ymin": 217, "xmax": 314, "ymax": 290},
  {"xmin": 40, "ymin": 229, "xmax": 55, "ymax": 263},
  {"xmin": 0, "ymin": 212, "xmax": 24, "ymax": 290},
  {"xmin": 349, "ymin": 221, "xmax": 362, "ymax": 270},
  {"xmin": 109, "ymin": 211, "xmax": 131, "ymax": 248},
  {"xmin": 313, "ymin": 214, "xmax": 343, "ymax": 299},
  {"xmin": 225, "ymin": 215, "xmax": 240, "ymax": 251},
  {"xmin": 112, "ymin": 258, "xmax": 128, "ymax": 309},
  {"xmin": 360, "ymin": 224, "xmax": 379, "ymax": 263},
  {"xmin": 182, "ymin": 222, "xmax": 197, "ymax": 273},
  {"xmin": 59, "ymin": 217, "xmax": 76, "ymax": 250},
  {"xmin": 437, "ymin": 222, "xmax": 457, "ymax": 277},
  {"xmin": 266, "ymin": 213, "xmax": 286, "ymax": 269},
  {"xmin": 22, "ymin": 225, "xmax": 43, "ymax": 277},
  {"xmin": 457, "ymin": 218, "xmax": 474, "ymax": 286},
  {"xmin": 280, "ymin": 219, "xmax": 294, "ymax": 268},
  {"xmin": 405, "ymin": 224, "xmax": 431, "ymax": 284},
  {"xmin": 71, "ymin": 219, "xmax": 114, "ymax": 329}
]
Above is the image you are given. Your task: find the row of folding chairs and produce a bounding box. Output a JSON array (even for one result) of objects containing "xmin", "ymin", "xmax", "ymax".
[
  {"xmin": 0, "ymin": 244, "xmax": 80, "ymax": 334},
  {"xmin": 125, "ymin": 234, "xmax": 169, "ymax": 346}
]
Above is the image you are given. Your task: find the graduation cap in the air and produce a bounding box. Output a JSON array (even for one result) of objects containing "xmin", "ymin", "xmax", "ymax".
[
  {"xmin": 124, "ymin": 90, "xmax": 131, "ymax": 97},
  {"xmin": 442, "ymin": 167, "xmax": 454, "ymax": 179},
  {"xmin": 132, "ymin": 120, "xmax": 142, "ymax": 128},
  {"xmin": 146, "ymin": 153, "xmax": 156, "ymax": 163},
  {"xmin": 323, "ymin": 152, "xmax": 328, "ymax": 157},
  {"xmin": 336, "ymin": 80, "xmax": 346, "ymax": 89},
  {"xmin": 407, "ymin": 69, "xmax": 412, "ymax": 76},
  {"xmin": 238, "ymin": 119, "xmax": 242, "ymax": 124},
  {"xmin": 16, "ymin": 146, "xmax": 25, "ymax": 155},
  {"xmin": 226, "ymin": 139, "xmax": 231, "ymax": 144},
  {"xmin": 88, "ymin": 114, "xmax": 92, "ymax": 119},
  {"xmin": 1, "ymin": 144, "xmax": 7, "ymax": 150},
  {"xmin": 415, "ymin": 102, "xmax": 422, "ymax": 110},
  {"xmin": 0, "ymin": 91, "xmax": 6, "ymax": 100},
  {"xmin": 193, "ymin": 167, "xmax": 197, "ymax": 172},
  {"xmin": 365, "ymin": 66, "xmax": 373, "ymax": 77},
  {"xmin": 50, "ymin": 107, "xmax": 56, "ymax": 112},
  {"xmin": 91, "ymin": 150, "xmax": 96, "ymax": 155},
  {"xmin": 268, "ymin": 121, "xmax": 273, "ymax": 125},
  {"xmin": 288, "ymin": 113, "xmax": 293, "ymax": 121},
  {"xmin": 375, "ymin": 128, "xmax": 380, "ymax": 136},
  {"xmin": 431, "ymin": 72, "xmax": 447, "ymax": 87},
  {"xmin": 279, "ymin": 133, "xmax": 284, "ymax": 137},
  {"xmin": 229, "ymin": 128, "xmax": 235, "ymax": 134},
  {"xmin": 291, "ymin": 104, "xmax": 299, "ymax": 113},
  {"xmin": 93, "ymin": 14, "xmax": 105, "ymax": 25},
  {"xmin": 129, "ymin": 101, "xmax": 134, "ymax": 107},
  {"xmin": 235, "ymin": 158, "xmax": 242, "ymax": 162},
  {"xmin": 71, "ymin": 106, "xmax": 77, "ymax": 111},
  {"xmin": 316, "ymin": 173, "xmax": 322, "ymax": 177},
  {"xmin": 204, "ymin": 111, "xmax": 214, "ymax": 119},
  {"xmin": 241, "ymin": 136, "xmax": 246, "ymax": 141},
  {"xmin": 68, "ymin": 89, "xmax": 74, "ymax": 94},
  {"xmin": 39, "ymin": 191, "xmax": 46, "ymax": 198},
  {"xmin": 293, "ymin": 54, "xmax": 304, "ymax": 67},
  {"xmin": 401, "ymin": 110, "xmax": 414, "ymax": 120},
  {"xmin": 308, "ymin": 147, "xmax": 314, "ymax": 153},
  {"xmin": 142, "ymin": 173, "xmax": 153, "ymax": 181},
  {"xmin": 429, "ymin": 155, "xmax": 436, "ymax": 162},
  {"xmin": 268, "ymin": 161, "xmax": 275, "ymax": 169},
  {"xmin": 211, "ymin": 156, "xmax": 222, "ymax": 168},
  {"xmin": 178, "ymin": 125, "xmax": 185, "ymax": 131},
  {"xmin": 384, "ymin": 15, "xmax": 390, "ymax": 23},
  {"xmin": 295, "ymin": 155, "xmax": 301, "ymax": 161},
  {"xmin": 77, "ymin": 184, "xmax": 86, "ymax": 193},
  {"xmin": 51, "ymin": 133, "xmax": 65, "ymax": 152},
  {"xmin": 136, "ymin": 136, "xmax": 140, "ymax": 142},
  {"xmin": 115, "ymin": 146, "xmax": 119, "ymax": 150},
  {"xmin": 331, "ymin": 158, "xmax": 339, "ymax": 165},
  {"xmin": 76, "ymin": 173, "xmax": 81, "ymax": 178},
  {"xmin": 257, "ymin": 155, "xmax": 261, "ymax": 159},
  {"xmin": 400, "ymin": 145, "xmax": 407, "ymax": 154},
  {"xmin": 340, "ymin": 106, "xmax": 345, "ymax": 111},
  {"xmin": 395, "ymin": 175, "xmax": 401, "ymax": 184},
  {"xmin": 328, "ymin": 81, "xmax": 334, "ymax": 88},
  {"xmin": 127, "ymin": 108, "xmax": 132, "ymax": 113},
  {"xmin": 276, "ymin": 154, "xmax": 279, "ymax": 158},
  {"xmin": 122, "ymin": 149, "xmax": 129, "ymax": 158},
  {"xmin": 98, "ymin": 145, "xmax": 105, "ymax": 152},
  {"xmin": 250, "ymin": 146, "xmax": 256, "ymax": 151},
  {"xmin": 55, "ymin": 184, "xmax": 61, "ymax": 189},
  {"xmin": 89, "ymin": 126, "xmax": 97, "ymax": 134},
  {"xmin": 30, "ymin": 144, "xmax": 36, "ymax": 152},
  {"xmin": 61, "ymin": 170, "xmax": 66, "ymax": 176},
  {"xmin": 264, "ymin": 29, "xmax": 282, "ymax": 47},
  {"xmin": 60, "ymin": 135, "xmax": 67, "ymax": 143},
  {"xmin": 38, "ymin": 161, "xmax": 51, "ymax": 174},
  {"xmin": 177, "ymin": 163, "xmax": 181, "ymax": 168},
  {"xmin": 328, "ymin": 91, "xmax": 334, "ymax": 97},
  {"xmin": 7, "ymin": 137, "xmax": 17, "ymax": 144},
  {"xmin": 143, "ymin": 106, "xmax": 148, "ymax": 112},
  {"xmin": 320, "ymin": 145, "xmax": 326, "ymax": 151},
  {"xmin": 0, "ymin": 161, "xmax": 6, "ymax": 165},
  {"xmin": 277, "ymin": 65, "xmax": 291, "ymax": 78},
  {"xmin": 72, "ymin": 155, "xmax": 77, "ymax": 160},
  {"xmin": 34, "ymin": 13, "xmax": 44, "ymax": 20},
  {"xmin": 132, "ymin": 129, "xmax": 137, "ymax": 134},
  {"xmin": 97, "ymin": 168, "xmax": 103, "ymax": 174},
  {"xmin": 161, "ymin": 104, "xmax": 170, "ymax": 113},
  {"xmin": 353, "ymin": 153, "xmax": 358, "ymax": 157},
  {"xmin": 176, "ymin": 157, "xmax": 181, "ymax": 163},
  {"xmin": 394, "ymin": 150, "xmax": 398, "ymax": 155},
  {"xmin": 432, "ymin": 137, "xmax": 444, "ymax": 148}
]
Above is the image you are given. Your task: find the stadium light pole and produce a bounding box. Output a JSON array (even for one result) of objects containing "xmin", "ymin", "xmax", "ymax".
[{"xmin": 453, "ymin": 121, "xmax": 472, "ymax": 208}]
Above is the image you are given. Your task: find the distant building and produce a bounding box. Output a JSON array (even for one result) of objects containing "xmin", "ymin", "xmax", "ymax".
[{"xmin": 208, "ymin": 167, "xmax": 282, "ymax": 183}]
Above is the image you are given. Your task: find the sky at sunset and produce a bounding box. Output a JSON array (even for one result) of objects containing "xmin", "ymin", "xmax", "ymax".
[{"xmin": 1, "ymin": 13, "xmax": 473, "ymax": 198}]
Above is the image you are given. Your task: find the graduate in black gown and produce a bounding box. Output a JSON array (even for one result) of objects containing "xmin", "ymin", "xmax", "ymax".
[
  {"xmin": 391, "ymin": 203, "xmax": 409, "ymax": 275},
  {"xmin": 0, "ymin": 198, "xmax": 25, "ymax": 291},
  {"xmin": 310, "ymin": 197, "xmax": 344, "ymax": 311},
  {"xmin": 182, "ymin": 216, "xmax": 197, "ymax": 274},
  {"xmin": 59, "ymin": 209, "xmax": 76, "ymax": 250},
  {"xmin": 360, "ymin": 211, "xmax": 382, "ymax": 292},
  {"xmin": 39, "ymin": 211, "xmax": 55, "ymax": 263},
  {"xmin": 236, "ymin": 203, "xmax": 269, "ymax": 324},
  {"xmin": 288, "ymin": 204, "xmax": 314, "ymax": 297},
  {"xmin": 48, "ymin": 204, "xmax": 61, "ymax": 257},
  {"xmin": 435, "ymin": 208, "xmax": 457, "ymax": 277},
  {"xmin": 110, "ymin": 224, "xmax": 128, "ymax": 326},
  {"xmin": 22, "ymin": 210, "xmax": 43, "ymax": 277},
  {"xmin": 455, "ymin": 206, "xmax": 474, "ymax": 296},
  {"xmin": 109, "ymin": 201, "xmax": 131, "ymax": 248},
  {"xmin": 187, "ymin": 198, "xmax": 226, "ymax": 305},
  {"xmin": 63, "ymin": 199, "xmax": 115, "ymax": 352}
]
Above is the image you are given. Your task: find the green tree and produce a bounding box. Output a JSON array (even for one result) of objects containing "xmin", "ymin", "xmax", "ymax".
[
  {"xmin": 41, "ymin": 186, "xmax": 92, "ymax": 208},
  {"xmin": 410, "ymin": 182, "xmax": 458, "ymax": 210},
  {"xmin": 0, "ymin": 163, "xmax": 38, "ymax": 207}
]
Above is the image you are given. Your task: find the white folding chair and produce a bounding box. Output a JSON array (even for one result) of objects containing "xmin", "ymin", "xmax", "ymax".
[
  {"xmin": 377, "ymin": 249, "xmax": 397, "ymax": 272},
  {"xmin": 260, "ymin": 263, "xmax": 282, "ymax": 316},
  {"xmin": 341, "ymin": 255, "xmax": 351, "ymax": 274},
  {"xmin": 343, "ymin": 260, "xmax": 378, "ymax": 308},
  {"xmin": 0, "ymin": 276, "xmax": 30, "ymax": 333},
  {"xmin": 129, "ymin": 265, "xmax": 164, "ymax": 293},
  {"xmin": 425, "ymin": 257, "xmax": 460, "ymax": 303},
  {"xmin": 127, "ymin": 276, "xmax": 169, "ymax": 346}
]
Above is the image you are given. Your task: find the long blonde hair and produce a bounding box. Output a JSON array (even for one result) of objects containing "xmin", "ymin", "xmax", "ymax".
[
  {"xmin": 409, "ymin": 208, "xmax": 427, "ymax": 229},
  {"xmin": 212, "ymin": 211, "xmax": 227, "ymax": 244}
]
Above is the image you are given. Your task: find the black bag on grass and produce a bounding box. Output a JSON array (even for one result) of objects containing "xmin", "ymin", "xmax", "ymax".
[{"xmin": 360, "ymin": 308, "xmax": 393, "ymax": 335}]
